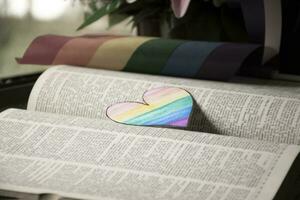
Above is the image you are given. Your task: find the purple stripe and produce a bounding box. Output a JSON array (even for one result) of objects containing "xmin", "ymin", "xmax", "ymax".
[
  {"xmin": 169, "ymin": 118, "xmax": 189, "ymax": 127},
  {"xmin": 196, "ymin": 43, "xmax": 261, "ymax": 81}
]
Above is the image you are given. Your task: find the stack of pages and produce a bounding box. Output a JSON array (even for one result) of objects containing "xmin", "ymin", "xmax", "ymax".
[{"xmin": 0, "ymin": 65, "xmax": 299, "ymax": 200}]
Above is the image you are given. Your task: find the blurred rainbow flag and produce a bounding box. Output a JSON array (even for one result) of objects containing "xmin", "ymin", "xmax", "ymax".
[{"xmin": 17, "ymin": 34, "xmax": 262, "ymax": 81}]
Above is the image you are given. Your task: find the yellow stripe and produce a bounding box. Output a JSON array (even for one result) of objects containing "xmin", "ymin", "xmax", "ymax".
[
  {"xmin": 87, "ymin": 37, "xmax": 154, "ymax": 70},
  {"xmin": 114, "ymin": 93, "xmax": 189, "ymax": 121}
]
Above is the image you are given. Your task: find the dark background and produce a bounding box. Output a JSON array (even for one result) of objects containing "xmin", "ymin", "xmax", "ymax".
[{"xmin": 280, "ymin": 0, "xmax": 300, "ymax": 75}]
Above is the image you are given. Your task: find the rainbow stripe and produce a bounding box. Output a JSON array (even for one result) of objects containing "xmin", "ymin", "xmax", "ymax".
[
  {"xmin": 17, "ymin": 35, "xmax": 262, "ymax": 81},
  {"xmin": 17, "ymin": 0, "xmax": 283, "ymax": 81},
  {"xmin": 106, "ymin": 87, "xmax": 193, "ymax": 127}
]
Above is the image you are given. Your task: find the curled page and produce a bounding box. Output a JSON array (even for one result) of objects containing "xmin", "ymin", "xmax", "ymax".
[
  {"xmin": 17, "ymin": 35, "xmax": 262, "ymax": 81},
  {"xmin": 241, "ymin": 0, "xmax": 282, "ymax": 63}
]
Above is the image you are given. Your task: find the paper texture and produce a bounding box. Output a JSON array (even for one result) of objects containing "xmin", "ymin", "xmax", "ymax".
[
  {"xmin": 106, "ymin": 87, "xmax": 193, "ymax": 127},
  {"xmin": 27, "ymin": 66, "xmax": 300, "ymax": 145},
  {"xmin": 17, "ymin": 35, "xmax": 262, "ymax": 81},
  {"xmin": 0, "ymin": 109, "xmax": 299, "ymax": 200}
]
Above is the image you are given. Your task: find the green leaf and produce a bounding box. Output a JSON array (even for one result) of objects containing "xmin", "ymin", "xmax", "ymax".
[
  {"xmin": 84, "ymin": 11, "xmax": 92, "ymax": 20},
  {"xmin": 115, "ymin": 1, "xmax": 144, "ymax": 14},
  {"xmin": 108, "ymin": 13, "xmax": 129, "ymax": 27},
  {"xmin": 77, "ymin": 0, "xmax": 122, "ymax": 30}
]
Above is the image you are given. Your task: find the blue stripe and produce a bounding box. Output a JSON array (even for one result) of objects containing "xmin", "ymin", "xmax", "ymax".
[
  {"xmin": 161, "ymin": 42, "xmax": 221, "ymax": 78},
  {"xmin": 125, "ymin": 96, "xmax": 192, "ymax": 125}
]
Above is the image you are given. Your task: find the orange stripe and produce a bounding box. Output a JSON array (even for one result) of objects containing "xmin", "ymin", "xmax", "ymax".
[{"xmin": 52, "ymin": 35, "xmax": 122, "ymax": 66}]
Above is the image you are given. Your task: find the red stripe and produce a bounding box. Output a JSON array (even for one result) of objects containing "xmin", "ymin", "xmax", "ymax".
[{"xmin": 17, "ymin": 35, "xmax": 73, "ymax": 65}]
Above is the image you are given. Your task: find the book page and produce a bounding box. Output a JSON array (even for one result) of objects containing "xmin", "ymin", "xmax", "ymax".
[
  {"xmin": 0, "ymin": 109, "xmax": 299, "ymax": 200},
  {"xmin": 27, "ymin": 66, "xmax": 300, "ymax": 145}
]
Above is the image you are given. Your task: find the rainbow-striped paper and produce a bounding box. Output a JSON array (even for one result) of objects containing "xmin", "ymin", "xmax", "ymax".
[
  {"xmin": 106, "ymin": 87, "xmax": 193, "ymax": 127},
  {"xmin": 17, "ymin": 35, "xmax": 262, "ymax": 81}
]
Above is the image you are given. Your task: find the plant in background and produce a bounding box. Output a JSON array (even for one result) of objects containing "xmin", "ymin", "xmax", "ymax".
[
  {"xmin": 77, "ymin": 0, "xmax": 171, "ymax": 30},
  {"xmin": 77, "ymin": 0, "xmax": 248, "ymax": 42}
]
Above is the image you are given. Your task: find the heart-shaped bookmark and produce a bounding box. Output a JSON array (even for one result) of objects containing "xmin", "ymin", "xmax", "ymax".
[{"xmin": 106, "ymin": 87, "xmax": 193, "ymax": 128}]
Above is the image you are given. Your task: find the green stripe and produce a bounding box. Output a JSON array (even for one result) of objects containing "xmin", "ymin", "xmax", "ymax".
[
  {"xmin": 123, "ymin": 38, "xmax": 185, "ymax": 74},
  {"xmin": 125, "ymin": 96, "xmax": 193, "ymax": 124}
]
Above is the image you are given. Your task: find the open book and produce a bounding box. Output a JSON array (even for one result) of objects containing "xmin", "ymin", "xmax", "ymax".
[{"xmin": 0, "ymin": 65, "xmax": 299, "ymax": 200}]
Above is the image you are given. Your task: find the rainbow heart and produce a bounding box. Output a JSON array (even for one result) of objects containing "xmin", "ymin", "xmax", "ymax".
[{"xmin": 106, "ymin": 87, "xmax": 193, "ymax": 127}]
